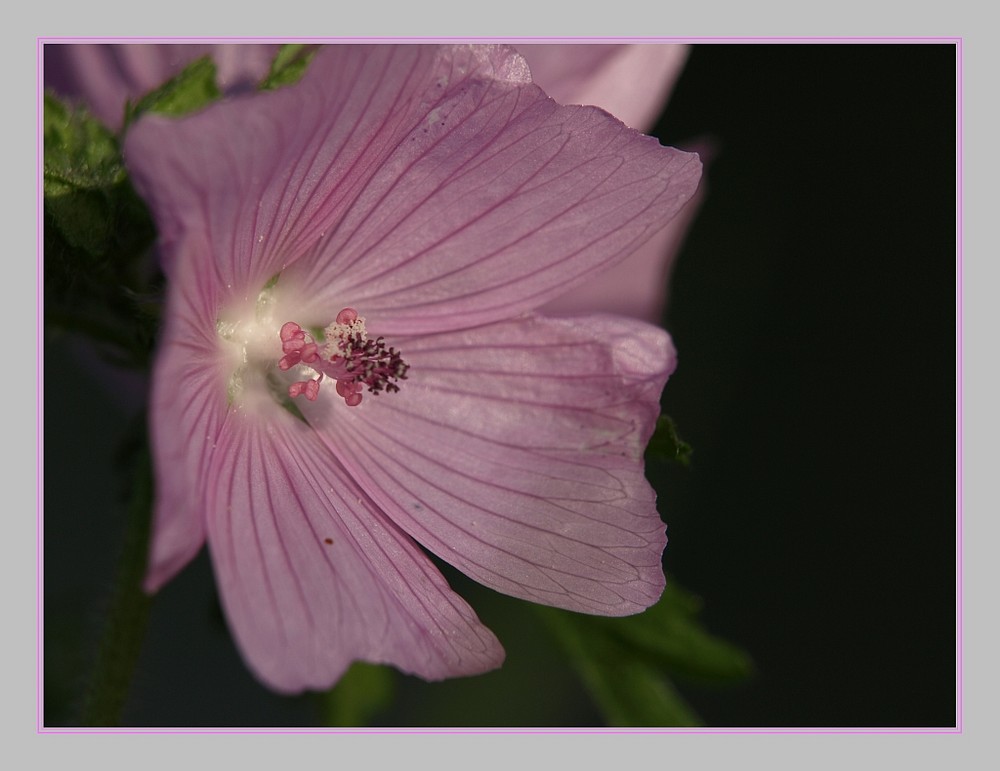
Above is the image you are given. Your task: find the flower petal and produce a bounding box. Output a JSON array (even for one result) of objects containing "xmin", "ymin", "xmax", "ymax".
[
  {"xmin": 125, "ymin": 45, "xmax": 527, "ymax": 299},
  {"xmin": 125, "ymin": 44, "xmax": 701, "ymax": 332},
  {"xmin": 308, "ymin": 314, "xmax": 673, "ymax": 615},
  {"xmin": 144, "ymin": 245, "xmax": 230, "ymax": 591},
  {"xmin": 517, "ymin": 44, "xmax": 689, "ymax": 131},
  {"xmin": 304, "ymin": 74, "xmax": 702, "ymax": 334},
  {"xmin": 204, "ymin": 406, "xmax": 504, "ymax": 693},
  {"xmin": 522, "ymin": 44, "xmax": 701, "ymax": 322},
  {"xmin": 541, "ymin": 180, "xmax": 704, "ymax": 321}
]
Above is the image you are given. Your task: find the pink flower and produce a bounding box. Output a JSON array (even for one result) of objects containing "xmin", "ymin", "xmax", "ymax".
[{"xmin": 124, "ymin": 44, "xmax": 701, "ymax": 692}]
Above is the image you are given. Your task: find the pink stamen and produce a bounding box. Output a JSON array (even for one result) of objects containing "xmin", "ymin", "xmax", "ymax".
[
  {"xmin": 279, "ymin": 321, "xmax": 301, "ymax": 342},
  {"xmin": 288, "ymin": 376, "xmax": 322, "ymax": 402},
  {"xmin": 278, "ymin": 321, "xmax": 320, "ymax": 370},
  {"xmin": 336, "ymin": 379, "xmax": 361, "ymax": 399},
  {"xmin": 279, "ymin": 309, "xmax": 408, "ymax": 407}
]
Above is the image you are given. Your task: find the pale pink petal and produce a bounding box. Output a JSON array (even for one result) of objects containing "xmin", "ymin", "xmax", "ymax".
[
  {"xmin": 144, "ymin": 241, "xmax": 230, "ymax": 591},
  {"xmin": 44, "ymin": 43, "xmax": 276, "ymax": 129},
  {"xmin": 205, "ymin": 408, "xmax": 505, "ymax": 693},
  {"xmin": 541, "ymin": 180, "xmax": 704, "ymax": 320},
  {"xmin": 123, "ymin": 43, "xmax": 699, "ymax": 694},
  {"xmin": 125, "ymin": 44, "xmax": 701, "ymax": 334},
  {"xmin": 126, "ymin": 46, "xmax": 509, "ymax": 296},
  {"xmin": 517, "ymin": 44, "xmax": 689, "ymax": 131},
  {"xmin": 207, "ymin": 44, "xmax": 282, "ymax": 93},
  {"xmin": 310, "ymin": 99, "xmax": 701, "ymax": 334},
  {"xmin": 144, "ymin": 340, "xmax": 211, "ymax": 592},
  {"xmin": 304, "ymin": 314, "xmax": 673, "ymax": 615}
]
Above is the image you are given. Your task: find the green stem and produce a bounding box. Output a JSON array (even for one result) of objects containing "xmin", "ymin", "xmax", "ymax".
[{"xmin": 77, "ymin": 439, "xmax": 154, "ymax": 727}]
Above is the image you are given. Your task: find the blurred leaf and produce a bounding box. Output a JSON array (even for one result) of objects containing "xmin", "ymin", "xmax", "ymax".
[
  {"xmin": 646, "ymin": 415, "xmax": 693, "ymax": 466},
  {"xmin": 581, "ymin": 657, "xmax": 704, "ymax": 727},
  {"xmin": 43, "ymin": 92, "xmax": 121, "ymax": 180},
  {"xmin": 122, "ymin": 55, "xmax": 221, "ymax": 128},
  {"xmin": 44, "ymin": 93, "xmax": 128, "ymax": 257},
  {"xmin": 43, "ymin": 92, "xmax": 159, "ymax": 366},
  {"xmin": 540, "ymin": 608, "xmax": 703, "ymax": 727},
  {"xmin": 322, "ymin": 662, "xmax": 395, "ymax": 727},
  {"xmin": 537, "ymin": 578, "xmax": 753, "ymax": 727},
  {"xmin": 259, "ymin": 44, "xmax": 318, "ymax": 91},
  {"xmin": 598, "ymin": 581, "xmax": 754, "ymax": 683}
]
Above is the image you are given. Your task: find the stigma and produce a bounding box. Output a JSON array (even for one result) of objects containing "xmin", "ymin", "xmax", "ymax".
[{"xmin": 278, "ymin": 308, "xmax": 409, "ymax": 407}]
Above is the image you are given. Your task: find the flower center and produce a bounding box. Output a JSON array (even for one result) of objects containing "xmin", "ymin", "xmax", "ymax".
[{"xmin": 278, "ymin": 308, "xmax": 409, "ymax": 407}]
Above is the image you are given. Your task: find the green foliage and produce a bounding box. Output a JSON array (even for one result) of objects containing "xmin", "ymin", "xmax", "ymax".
[
  {"xmin": 538, "ymin": 579, "xmax": 753, "ymax": 727},
  {"xmin": 322, "ymin": 662, "xmax": 395, "ymax": 727},
  {"xmin": 122, "ymin": 55, "xmax": 221, "ymax": 129},
  {"xmin": 44, "ymin": 93, "xmax": 132, "ymax": 256},
  {"xmin": 43, "ymin": 93, "xmax": 160, "ymax": 367},
  {"xmin": 646, "ymin": 414, "xmax": 693, "ymax": 466},
  {"xmin": 599, "ymin": 580, "xmax": 754, "ymax": 683},
  {"xmin": 258, "ymin": 44, "xmax": 318, "ymax": 91}
]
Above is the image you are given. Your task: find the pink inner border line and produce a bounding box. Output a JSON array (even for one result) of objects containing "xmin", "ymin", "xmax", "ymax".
[
  {"xmin": 35, "ymin": 35, "xmax": 964, "ymax": 736},
  {"xmin": 954, "ymin": 38, "xmax": 963, "ymax": 734},
  {"xmin": 38, "ymin": 35, "xmax": 962, "ymax": 44},
  {"xmin": 36, "ymin": 37, "xmax": 46, "ymax": 738}
]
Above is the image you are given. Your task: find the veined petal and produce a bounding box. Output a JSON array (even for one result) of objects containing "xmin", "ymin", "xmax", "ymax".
[
  {"xmin": 124, "ymin": 45, "xmax": 530, "ymax": 300},
  {"xmin": 517, "ymin": 44, "xmax": 689, "ymax": 132},
  {"xmin": 541, "ymin": 180, "xmax": 705, "ymax": 321},
  {"xmin": 145, "ymin": 245, "xmax": 230, "ymax": 591},
  {"xmin": 125, "ymin": 44, "xmax": 701, "ymax": 331},
  {"xmin": 522, "ymin": 44, "xmax": 702, "ymax": 322},
  {"xmin": 306, "ymin": 83, "xmax": 701, "ymax": 334},
  {"xmin": 309, "ymin": 314, "xmax": 674, "ymax": 615},
  {"xmin": 204, "ymin": 406, "xmax": 504, "ymax": 694}
]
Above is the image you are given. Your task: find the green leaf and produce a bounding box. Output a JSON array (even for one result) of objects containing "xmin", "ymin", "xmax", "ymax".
[
  {"xmin": 322, "ymin": 662, "xmax": 395, "ymax": 727},
  {"xmin": 43, "ymin": 92, "xmax": 160, "ymax": 366},
  {"xmin": 540, "ymin": 608, "xmax": 704, "ymax": 727},
  {"xmin": 580, "ymin": 657, "xmax": 705, "ymax": 728},
  {"xmin": 44, "ymin": 93, "xmax": 122, "ymax": 185},
  {"xmin": 122, "ymin": 55, "xmax": 221, "ymax": 128},
  {"xmin": 43, "ymin": 91, "xmax": 155, "ymax": 272},
  {"xmin": 44, "ymin": 93, "xmax": 128, "ymax": 257},
  {"xmin": 646, "ymin": 414, "xmax": 693, "ymax": 466},
  {"xmin": 537, "ymin": 578, "xmax": 753, "ymax": 727},
  {"xmin": 597, "ymin": 581, "xmax": 755, "ymax": 683},
  {"xmin": 258, "ymin": 44, "xmax": 318, "ymax": 91}
]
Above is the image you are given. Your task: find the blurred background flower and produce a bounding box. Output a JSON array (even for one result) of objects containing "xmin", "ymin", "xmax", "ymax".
[{"xmin": 44, "ymin": 43, "xmax": 278, "ymax": 130}]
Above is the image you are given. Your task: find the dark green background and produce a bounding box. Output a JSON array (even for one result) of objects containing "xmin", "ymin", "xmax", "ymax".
[{"xmin": 44, "ymin": 43, "xmax": 958, "ymax": 728}]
